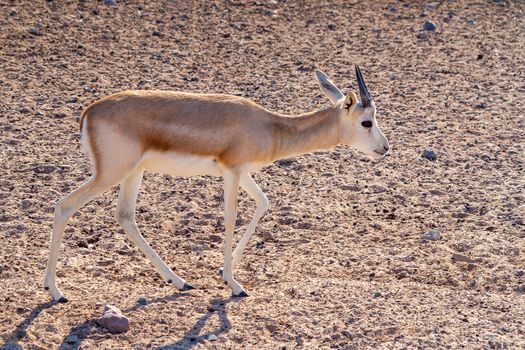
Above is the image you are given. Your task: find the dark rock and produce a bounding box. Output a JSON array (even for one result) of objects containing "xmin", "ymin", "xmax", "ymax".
[
  {"xmin": 423, "ymin": 20, "xmax": 437, "ymax": 31},
  {"xmin": 29, "ymin": 27, "xmax": 41, "ymax": 36},
  {"xmin": 33, "ymin": 165, "xmax": 56, "ymax": 174},
  {"xmin": 152, "ymin": 30, "xmax": 162, "ymax": 37},
  {"xmin": 67, "ymin": 96, "xmax": 78, "ymax": 103},
  {"xmin": 266, "ymin": 323, "xmax": 279, "ymax": 334},
  {"xmin": 423, "ymin": 148, "xmax": 437, "ymax": 161},
  {"xmin": 97, "ymin": 305, "xmax": 129, "ymax": 334},
  {"xmin": 104, "ymin": 0, "xmax": 117, "ymax": 6},
  {"xmin": 327, "ymin": 24, "xmax": 336, "ymax": 30},
  {"xmin": 137, "ymin": 297, "xmax": 147, "ymax": 305},
  {"xmin": 373, "ymin": 291, "xmax": 382, "ymax": 298},
  {"xmin": 475, "ymin": 103, "xmax": 487, "ymax": 109},
  {"xmin": 341, "ymin": 330, "xmax": 354, "ymax": 339},
  {"xmin": 417, "ymin": 32, "xmax": 428, "ymax": 40},
  {"xmin": 421, "ymin": 230, "xmax": 440, "ymax": 241},
  {"xmin": 262, "ymin": 231, "xmax": 274, "ymax": 241},
  {"xmin": 480, "ymin": 154, "xmax": 491, "ymax": 162},
  {"xmin": 515, "ymin": 269, "xmax": 525, "ymax": 277},
  {"xmin": 208, "ymin": 234, "xmax": 222, "ymax": 243},
  {"xmin": 65, "ymin": 334, "xmax": 79, "ymax": 344}
]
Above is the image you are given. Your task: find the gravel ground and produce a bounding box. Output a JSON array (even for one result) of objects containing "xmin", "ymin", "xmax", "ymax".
[{"xmin": 1, "ymin": 1, "xmax": 524, "ymax": 349}]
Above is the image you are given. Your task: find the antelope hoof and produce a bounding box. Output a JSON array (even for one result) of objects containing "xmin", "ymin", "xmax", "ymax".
[
  {"xmin": 57, "ymin": 297, "xmax": 69, "ymax": 303},
  {"xmin": 232, "ymin": 290, "xmax": 249, "ymax": 298},
  {"xmin": 181, "ymin": 283, "xmax": 195, "ymax": 291},
  {"xmin": 218, "ymin": 267, "xmax": 223, "ymax": 277}
]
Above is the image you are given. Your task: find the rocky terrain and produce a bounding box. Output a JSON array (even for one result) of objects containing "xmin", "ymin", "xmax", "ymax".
[{"xmin": 1, "ymin": 0, "xmax": 524, "ymax": 349}]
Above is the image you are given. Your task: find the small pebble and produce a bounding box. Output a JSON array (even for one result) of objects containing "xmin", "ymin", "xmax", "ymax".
[
  {"xmin": 206, "ymin": 334, "xmax": 218, "ymax": 341},
  {"xmin": 373, "ymin": 291, "xmax": 382, "ymax": 298},
  {"xmin": 29, "ymin": 27, "xmax": 41, "ymax": 36},
  {"xmin": 421, "ymin": 230, "xmax": 440, "ymax": 241},
  {"xmin": 104, "ymin": 0, "xmax": 117, "ymax": 5},
  {"xmin": 417, "ymin": 32, "xmax": 428, "ymax": 40},
  {"xmin": 262, "ymin": 231, "xmax": 274, "ymax": 241},
  {"xmin": 65, "ymin": 334, "xmax": 79, "ymax": 344},
  {"xmin": 515, "ymin": 270, "xmax": 524, "ymax": 277},
  {"xmin": 137, "ymin": 297, "xmax": 147, "ymax": 305},
  {"xmin": 423, "ymin": 20, "xmax": 437, "ymax": 31},
  {"xmin": 423, "ymin": 148, "xmax": 437, "ymax": 161}
]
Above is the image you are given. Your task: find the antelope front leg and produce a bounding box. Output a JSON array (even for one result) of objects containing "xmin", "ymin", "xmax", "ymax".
[
  {"xmin": 232, "ymin": 173, "xmax": 268, "ymax": 268},
  {"xmin": 221, "ymin": 169, "xmax": 248, "ymax": 297}
]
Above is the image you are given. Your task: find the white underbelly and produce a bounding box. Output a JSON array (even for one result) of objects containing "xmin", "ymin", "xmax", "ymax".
[{"xmin": 140, "ymin": 151, "xmax": 223, "ymax": 177}]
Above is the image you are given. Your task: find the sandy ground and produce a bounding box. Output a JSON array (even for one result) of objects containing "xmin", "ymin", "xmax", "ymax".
[{"xmin": 1, "ymin": 0, "xmax": 525, "ymax": 349}]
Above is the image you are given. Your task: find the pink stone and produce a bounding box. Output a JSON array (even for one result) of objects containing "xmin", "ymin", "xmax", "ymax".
[{"xmin": 97, "ymin": 305, "xmax": 129, "ymax": 334}]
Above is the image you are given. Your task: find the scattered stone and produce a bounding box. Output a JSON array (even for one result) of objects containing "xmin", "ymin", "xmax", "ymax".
[
  {"xmin": 423, "ymin": 20, "xmax": 437, "ymax": 31},
  {"xmin": 152, "ymin": 30, "xmax": 162, "ymax": 37},
  {"xmin": 262, "ymin": 231, "xmax": 274, "ymax": 241},
  {"xmin": 15, "ymin": 307, "xmax": 29, "ymax": 314},
  {"xmin": 451, "ymin": 253, "xmax": 478, "ymax": 264},
  {"xmin": 480, "ymin": 154, "xmax": 491, "ymax": 162},
  {"xmin": 421, "ymin": 230, "xmax": 440, "ymax": 241},
  {"xmin": 256, "ymin": 241, "xmax": 265, "ymax": 249},
  {"xmin": 137, "ymin": 297, "xmax": 147, "ymax": 306},
  {"xmin": 266, "ymin": 323, "xmax": 279, "ymax": 334},
  {"xmin": 52, "ymin": 113, "xmax": 67, "ymax": 119},
  {"xmin": 475, "ymin": 103, "xmax": 487, "ymax": 109},
  {"xmin": 423, "ymin": 148, "xmax": 437, "ymax": 161},
  {"xmin": 373, "ymin": 291, "xmax": 382, "ymax": 298},
  {"xmin": 327, "ymin": 23, "xmax": 336, "ymax": 30},
  {"xmin": 67, "ymin": 96, "xmax": 78, "ymax": 103},
  {"xmin": 515, "ymin": 269, "xmax": 524, "ymax": 277},
  {"xmin": 295, "ymin": 335, "xmax": 304, "ymax": 346},
  {"xmin": 9, "ymin": 9, "xmax": 17, "ymax": 16},
  {"xmin": 33, "ymin": 165, "xmax": 56, "ymax": 174},
  {"xmin": 206, "ymin": 333, "xmax": 218, "ymax": 341},
  {"xmin": 341, "ymin": 330, "xmax": 354, "ymax": 339},
  {"xmin": 19, "ymin": 106, "xmax": 32, "ymax": 114},
  {"xmin": 97, "ymin": 305, "xmax": 129, "ymax": 334},
  {"xmin": 65, "ymin": 334, "xmax": 79, "ymax": 344},
  {"xmin": 208, "ymin": 234, "xmax": 222, "ymax": 243},
  {"xmin": 232, "ymin": 23, "xmax": 243, "ymax": 30},
  {"xmin": 104, "ymin": 0, "xmax": 117, "ymax": 6},
  {"xmin": 417, "ymin": 32, "xmax": 428, "ymax": 40},
  {"xmin": 29, "ymin": 27, "xmax": 41, "ymax": 36}
]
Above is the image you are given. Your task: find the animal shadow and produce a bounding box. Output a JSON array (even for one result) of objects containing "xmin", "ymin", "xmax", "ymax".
[
  {"xmin": 1, "ymin": 301, "xmax": 56, "ymax": 350},
  {"xmin": 154, "ymin": 297, "xmax": 233, "ymax": 350}
]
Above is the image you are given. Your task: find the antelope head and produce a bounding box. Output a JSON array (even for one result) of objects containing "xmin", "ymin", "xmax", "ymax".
[{"xmin": 316, "ymin": 65, "xmax": 390, "ymax": 159}]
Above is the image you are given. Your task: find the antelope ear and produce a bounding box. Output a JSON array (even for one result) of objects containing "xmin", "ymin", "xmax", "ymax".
[
  {"xmin": 315, "ymin": 69, "xmax": 345, "ymax": 104},
  {"xmin": 343, "ymin": 92, "xmax": 358, "ymax": 111}
]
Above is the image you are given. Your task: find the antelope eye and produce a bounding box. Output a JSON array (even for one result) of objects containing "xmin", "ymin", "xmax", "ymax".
[{"xmin": 361, "ymin": 120, "xmax": 372, "ymax": 128}]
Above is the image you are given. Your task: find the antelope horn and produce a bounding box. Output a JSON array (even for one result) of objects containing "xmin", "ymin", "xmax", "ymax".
[{"xmin": 355, "ymin": 64, "xmax": 372, "ymax": 107}]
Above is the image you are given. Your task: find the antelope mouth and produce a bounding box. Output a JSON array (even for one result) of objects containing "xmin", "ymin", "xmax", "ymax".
[{"xmin": 373, "ymin": 149, "xmax": 387, "ymax": 156}]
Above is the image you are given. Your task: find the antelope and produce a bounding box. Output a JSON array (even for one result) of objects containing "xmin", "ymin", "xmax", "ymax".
[{"xmin": 43, "ymin": 65, "xmax": 389, "ymax": 302}]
